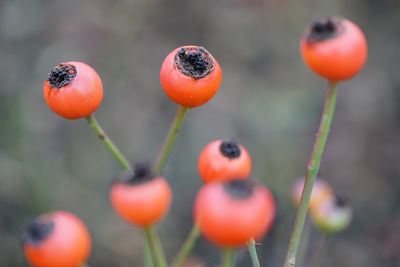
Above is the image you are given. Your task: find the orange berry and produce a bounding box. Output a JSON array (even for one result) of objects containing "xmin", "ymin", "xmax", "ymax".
[
  {"xmin": 197, "ymin": 139, "xmax": 252, "ymax": 183},
  {"xmin": 43, "ymin": 61, "xmax": 103, "ymax": 119},
  {"xmin": 160, "ymin": 45, "xmax": 222, "ymax": 107},
  {"xmin": 23, "ymin": 211, "xmax": 91, "ymax": 267},
  {"xmin": 110, "ymin": 163, "xmax": 172, "ymax": 227},
  {"xmin": 300, "ymin": 17, "xmax": 368, "ymax": 81},
  {"xmin": 291, "ymin": 177, "xmax": 334, "ymax": 211},
  {"xmin": 194, "ymin": 180, "xmax": 276, "ymax": 247},
  {"xmin": 310, "ymin": 195, "xmax": 352, "ymax": 234}
]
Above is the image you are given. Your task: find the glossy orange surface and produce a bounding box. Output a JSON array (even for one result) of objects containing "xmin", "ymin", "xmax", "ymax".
[
  {"xmin": 194, "ymin": 181, "xmax": 276, "ymax": 247},
  {"xmin": 110, "ymin": 177, "xmax": 172, "ymax": 227},
  {"xmin": 23, "ymin": 211, "xmax": 91, "ymax": 267},
  {"xmin": 43, "ymin": 61, "xmax": 103, "ymax": 119},
  {"xmin": 197, "ymin": 140, "xmax": 252, "ymax": 183},
  {"xmin": 160, "ymin": 45, "xmax": 222, "ymax": 108},
  {"xmin": 300, "ymin": 18, "xmax": 367, "ymax": 81}
]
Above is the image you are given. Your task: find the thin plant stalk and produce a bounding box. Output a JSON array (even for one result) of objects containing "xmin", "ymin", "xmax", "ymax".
[
  {"xmin": 142, "ymin": 231, "xmax": 156, "ymax": 267},
  {"xmin": 86, "ymin": 115, "xmax": 159, "ymax": 266},
  {"xmin": 308, "ymin": 234, "xmax": 328, "ymax": 267},
  {"xmin": 248, "ymin": 239, "xmax": 261, "ymax": 267},
  {"xmin": 143, "ymin": 105, "xmax": 187, "ymax": 267},
  {"xmin": 172, "ymin": 223, "xmax": 201, "ymax": 267},
  {"xmin": 154, "ymin": 106, "xmax": 188, "ymax": 174},
  {"xmin": 144, "ymin": 225, "xmax": 168, "ymax": 267},
  {"xmin": 221, "ymin": 248, "xmax": 235, "ymax": 267},
  {"xmin": 296, "ymin": 217, "xmax": 312, "ymax": 267},
  {"xmin": 283, "ymin": 81, "xmax": 338, "ymax": 267},
  {"xmin": 85, "ymin": 114, "xmax": 132, "ymax": 171}
]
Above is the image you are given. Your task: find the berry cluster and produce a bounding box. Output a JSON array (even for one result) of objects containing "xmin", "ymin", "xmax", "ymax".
[{"xmin": 22, "ymin": 16, "xmax": 367, "ymax": 267}]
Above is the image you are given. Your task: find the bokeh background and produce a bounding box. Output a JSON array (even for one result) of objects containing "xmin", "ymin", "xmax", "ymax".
[{"xmin": 1, "ymin": 0, "xmax": 400, "ymax": 266}]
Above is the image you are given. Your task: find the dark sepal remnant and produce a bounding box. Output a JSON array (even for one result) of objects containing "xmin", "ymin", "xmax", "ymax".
[
  {"xmin": 174, "ymin": 47, "xmax": 214, "ymax": 79},
  {"xmin": 223, "ymin": 179, "xmax": 254, "ymax": 199},
  {"xmin": 334, "ymin": 194, "xmax": 349, "ymax": 208},
  {"xmin": 115, "ymin": 162, "xmax": 156, "ymax": 185},
  {"xmin": 306, "ymin": 17, "xmax": 342, "ymax": 43},
  {"xmin": 47, "ymin": 64, "xmax": 77, "ymax": 89},
  {"xmin": 22, "ymin": 219, "xmax": 55, "ymax": 246},
  {"xmin": 220, "ymin": 139, "xmax": 241, "ymax": 159}
]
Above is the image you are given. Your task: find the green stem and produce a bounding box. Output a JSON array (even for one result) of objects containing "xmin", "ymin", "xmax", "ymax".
[
  {"xmin": 154, "ymin": 106, "xmax": 188, "ymax": 174},
  {"xmin": 248, "ymin": 239, "xmax": 261, "ymax": 267},
  {"xmin": 142, "ymin": 230, "xmax": 156, "ymax": 267},
  {"xmin": 308, "ymin": 235, "xmax": 328, "ymax": 267},
  {"xmin": 172, "ymin": 223, "xmax": 201, "ymax": 267},
  {"xmin": 85, "ymin": 114, "xmax": 132, "ymax": 171},
  {"xmin": 282, "ymin": 82, "xmax": 338, "ymax": 267},
  {"xmin": 144, "ymin": 225, "xmax": 168, "ymax": 267},
  {"xmin": 296, "ymin": 217, "xmax": 312, "ymax": 267},
  {"xmin": 143, "ymin": 105, "xmax": 187, "ymax": 267},
  {"xmin": 221, "ymin": 248, "xmax": 235, "ymax": 267}
]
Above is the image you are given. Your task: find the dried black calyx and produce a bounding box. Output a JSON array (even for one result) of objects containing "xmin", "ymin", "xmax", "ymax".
[
  {"xmin": 306, "ymin": 17, "xmax": 342, "ymax": 42},
  {"xmin": 175, "ymin": 47, "xmax": 214, "ymax": 79},
  {"xmin": 224, "ymin": 180, "xmax": 254, "ymax": 199},
  {"xmin": 220, "ymin": 139, "xmax": 241, "ymax": 159},
  {"xmin": 334, "ymin": 195, "xmax": 349, "ymax": 208},
  {"xmin": 22, "ymin": 219, "xmax": 54, "ymax": 245},
  {"xmin": 47, "ymin": 63, "xmax": 77, "ymax": 88},
  {"xmin": 117, "ymin": 162, "xmax": 155, "ymax": 185}
]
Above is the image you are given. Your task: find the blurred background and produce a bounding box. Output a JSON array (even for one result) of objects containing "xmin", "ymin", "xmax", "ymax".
[{"xmin": 1, "ymin": 0, "xmax": 399, "ymax": 266}]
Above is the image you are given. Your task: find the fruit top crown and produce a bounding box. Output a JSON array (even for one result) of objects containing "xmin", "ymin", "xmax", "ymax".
[
  {"xmin": 23, "ymin": 219, "xmax": 54, "ymax": 245},
  {"xmin": 47, "ymin": 64, "xmax": 77, "ymax": 88},
  {"xmin": 175, "ymin": 47, "xmax": 214, "ymax": 79},
  {"xmin": 116, "ymin": 162, "xmax": 156, "ymax": 185},
  {"xmin": 306, "ymin": 17, "xmax": 341, "ymax": 42},
  {"xmin": 224, "ymin": 180, "xmax": 254, "ymax": 199},
  {"xmin": 220, "ymin": 139, "xmax": 241, "ymax": 159}
]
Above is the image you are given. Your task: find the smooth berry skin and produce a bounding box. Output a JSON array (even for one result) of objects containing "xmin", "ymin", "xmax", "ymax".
[
  {"xmin": 43, "ymin": 61, "xmax": 103, "ymax": 120},
  {"xmin": 23, "ymin": 211, "xmax": 91, "ymax": 267},
  {"xmin": 110, "ymin": 177, "xmax": 172, "ymax": 227},
  {"xmin": 300, "ymin": 18, "xmax": 368, "ymax": 81},
  {"xmin": 194, "ymin": 181, "xmax": 276, "ymax": 247},
  {"xmin": 160, "ymin": 46, "xmax": 222, "ymax": 108},
  {"xmin": 198, "ymin": 140, "xmax": 252, "ymax": 183}
]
